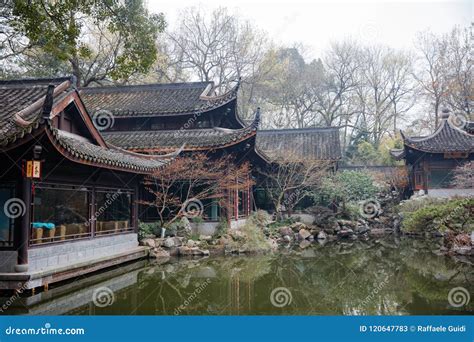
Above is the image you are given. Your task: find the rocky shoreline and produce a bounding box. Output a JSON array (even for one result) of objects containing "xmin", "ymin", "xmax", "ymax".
[{"xmin": 140, "ymin": 208, "xmax": 473, "ymax": 262}]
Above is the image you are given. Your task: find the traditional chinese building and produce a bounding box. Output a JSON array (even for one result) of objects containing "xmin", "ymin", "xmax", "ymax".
[
  {"xmin": 81, "ymin": 81, "xmax": 265, "ymax": 230},
  {"xmin": 0, "ymin": 77, "xmax": 176, "ymax": 289},
  {"xmin": 390, "ymin": 111, "xmax": 474, "ymax": 197}
]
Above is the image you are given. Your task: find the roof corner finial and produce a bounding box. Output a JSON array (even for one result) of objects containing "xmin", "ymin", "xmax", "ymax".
[
  {"xmin": 42, "ymin": 84, "xmax": 55, "ymax": 119},
  {"xmin": 440, "ymin": 108, "xmax": 451, "ymax": 120},
  {"xmin": 252, "ymin": 107, "xmax": 261, "ymax": 130}
]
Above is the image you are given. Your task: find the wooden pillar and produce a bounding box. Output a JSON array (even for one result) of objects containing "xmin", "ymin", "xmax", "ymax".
[
  {"xmin": 15, "ymin": 177, "xmax": 31, "ymax": 272},
  {"xmin": 234, "ymin": 177, "xmax": 238, "ymax": 220}
]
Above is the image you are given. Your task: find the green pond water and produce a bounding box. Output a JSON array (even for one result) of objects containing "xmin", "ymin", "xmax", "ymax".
[{"xmin": 3, "ymin": 237, "xmax": 474, "ymax": 315}]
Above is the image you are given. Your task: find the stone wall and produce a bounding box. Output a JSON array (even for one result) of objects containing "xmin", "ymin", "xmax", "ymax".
[
  {"xmin": 190, "ymin": 219, "xmax": 248, "ymax": 235},
  {"xmin": 28, "ymin": 233, "xmax": 138, "ymax": 272},
  {"xmin": 0, "ymin": 251, "xmax": 18, "ymax": 273}
]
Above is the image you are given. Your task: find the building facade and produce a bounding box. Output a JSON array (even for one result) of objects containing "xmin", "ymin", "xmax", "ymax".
[{"xmin": 390, "ymin": 111, "xmax": 473, "ymax": 197}]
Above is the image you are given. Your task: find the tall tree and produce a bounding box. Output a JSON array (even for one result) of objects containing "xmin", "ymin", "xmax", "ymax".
[
  {"xmin": 2, "ymin": 0, "xmax": 165, "ymax": 86},
  {"xmin": 165, "ymin": 7, "xmax": 269, "ymax": 118}
]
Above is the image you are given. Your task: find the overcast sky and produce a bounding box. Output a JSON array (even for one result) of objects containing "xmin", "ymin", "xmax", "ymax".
[{"xmin": 149, "ymin": 0, "xmax": 471, "ymax": 59}]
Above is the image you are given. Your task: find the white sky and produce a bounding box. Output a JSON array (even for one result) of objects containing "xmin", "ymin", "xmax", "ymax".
[{"xmin": 148, "ymin": 0, "xmax": 471, "ymax": 59}]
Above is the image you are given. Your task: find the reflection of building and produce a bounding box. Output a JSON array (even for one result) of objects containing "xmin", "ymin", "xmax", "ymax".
[
  {"xmin": 0, "ymin": 77, "xmax": 175, "ymax": 289},
  {"xmin": 390, "ymin": 111, "xmax": 473, "ymax": 197}
]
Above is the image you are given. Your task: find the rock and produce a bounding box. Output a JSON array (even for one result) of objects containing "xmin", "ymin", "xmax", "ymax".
[
  {"xmin": 298, "ymin": 228, "xmax": 312, "ymax": 240},
  {"xmin": 290, "ymin": 222, "xmax": 308, "ymax": 232},
  {"xmin": 163, "ymin": 237, "xmax": 175, "ymax": 248},
  {"xmin": 299, "ymin": 240, "xmax": 311, "ymax": 249},
  {"xmin": 187, "ymin": 239, "xmax": 197, "ymax": 248},
  {"xmin": 199, "ymin": 234, "xmax": 212, "ymax": 241},
  {"xmin": 149, "ymin": 248, "xmax": 170, "ymax": 259},
  {"xmin": 279, "ymin": 227, "xmax": 293, "ymax": 237},
  {"xmin": 172, "ymin": 237, "xmax": 183, "ymax": 247},
  {"xmin": 453, "ymin": 246, "xmax": 472, "ymax": 256},
  {"xmin": 217, "ymin": 236, "xmax": 230, "ymax": 245},
  {"xmin": 267, "ymin": 239, "xmax": 279, "ymax": 250},
  {"xmin": 154, "ymin": 238, "xmax": 165, "ymax": 247},
  {"xmin": 324, "ymin": 228, "xmax": 335, "ymax": 235},
  {"xmin": 140, "ymin": 238, "xmax": 156, "ymax": 248},
  {"xmin": 337, "ymin": 219, "xmax": 356, "ymax": 229},
  {"xmin": 317, "ymin": 231, "xmax": 328, "ymax": 240},
  {"xmin": 178, "ymin": 246, "xmax": 210, "ymax": 256},
  {"xmin": 230, "ymin": 230, "xmax": 245, "ymax": 241},
  {"xmin": 368, "ymin": 228, "xmax": 388, "ymax": 238},
  {"xmin": 283, "ymin": 235, "xmax": 292, "ymax": 243},
  {"xmin": 337, "ymin": 229, "xmax": 354, "ymax": 238}
]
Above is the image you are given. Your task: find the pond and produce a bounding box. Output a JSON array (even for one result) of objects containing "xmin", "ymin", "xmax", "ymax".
[{"xmin": 2, "ymin": 237, "xmax": 473, "ymax": 315}]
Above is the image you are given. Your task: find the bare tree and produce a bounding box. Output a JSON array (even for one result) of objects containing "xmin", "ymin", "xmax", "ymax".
[
  {"xmin": 353, "ymin": 46, "xmax": 415, "ymax": 147},
  {"xmin": 414, "ymin": 30, "xmax": 450, "ymax": 128},
  {"xmin": 141, "ymin": 153, "xmax": 252, "ymax": 227},
  {"xmin": 165, "ymin": 7, "xmax": 270, "ymax": 119},
  {"xmin": 257, "ymin": 150, "xmax": 332, "ymax": 217}
]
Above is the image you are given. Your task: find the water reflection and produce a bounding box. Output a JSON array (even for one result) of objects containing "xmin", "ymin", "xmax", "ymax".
[{"xmin": 2, "ymin": 238, "xmax": 473, "ymax": 315}]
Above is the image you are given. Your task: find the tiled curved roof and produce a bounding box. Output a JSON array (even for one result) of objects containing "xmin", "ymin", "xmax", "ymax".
[
  {"xmin": 0, "ymin": 77, "xmax": 176, "ymax": 174},
  {"xmin": 80, "ymin": 82, "xmax": 239, "ymax": 117},
  {"xmin": 49, "ymin": 128, "xmax": 170, "ymax": 173},
  {"xmin": 256, "ymin": 127, "xmax": 342, "ymax": 160},
  {"xmin": 402, "ymin": 116, "xmax": 474, "ymax": 153},
  {"xmin": 102, "ymin": 112, "xmax": 260, "ymax": 152},
  {"xmin": 0, "ymin": 78, "xmax": 72, "ymax": 146}
]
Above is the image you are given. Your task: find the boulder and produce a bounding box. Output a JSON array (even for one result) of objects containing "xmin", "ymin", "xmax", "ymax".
[
  {"xmin": 149, "ymin": 248, "xmax": 170, "ymax": 259},
  {"xmin": 299, "ymin": 240, "xmax": 311, "ymax": 249},
  {"xmin": 172, "ymin": 237, "xmax": 183, "ymax": 247},
  {"xmin": 337, "ymin": 219, "xmax": 356, "ymax": 229},
  {"xmin": 279, "ymin": 226, "xmax": 293, "ymax": 237},
  {"xmin": 187, "ymin": 239, "xmax": 197, "ymax": 248},
  {"xmin": 317, "ymin": 231, "xmax": 328, "ymax": 240},
  {"xmin": 291, "ymin": 222, "xmax": 308, "ymax": 232},
  {"xmin": 163, "ymin": 237, "xmax": 175, "ymax": 248},
  {"xmin": 140, "ymin": 238, "xmax": 156, "ymax": 248},
  {"xmin": 282, "ymin": 235, "xmax": 292, "ymax": 243},
  {"xmin": 298, "ymin": 228, "xmax": 312, "ymax": 240},
  {"xmin": 154, "ymin": 238, "xmax": 165, "ymax": 247},
  {"xmin": 178, "ymin": 246, "xmax": 210, "ymax": 256},
  {"xmin": 452, "ymin": 246, "xmax": 472, "ymax": 256},
  {"xmin": 337, "ymin": 229, "xmax": 354, "ymax": 238},
  {"xmin": 199, "ymin": 234, "xmax": 213, "ymax": 241}
]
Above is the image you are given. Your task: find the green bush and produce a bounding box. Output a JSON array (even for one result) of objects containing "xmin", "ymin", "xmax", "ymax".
[
  {"xmin": 401, "ymin": 198, "xmax": 474, "ymax": 233},
  {"xmin": 317, "ymin": 170, "xmax": 378, "ymax": 205},
  {"xmin": 397, "ymin": 197, "xmax": 447, "ymax": 214},
  {"xmin": 213, "ymin": 218, "xmax": 229, "ymax": 238},
  {"xmin": 138, "ymin": 221, "xmax": 161, "ymax": 240}
]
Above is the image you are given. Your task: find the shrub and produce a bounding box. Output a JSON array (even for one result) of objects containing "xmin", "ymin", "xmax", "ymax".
[
  {"xmin": 213, "ymin": 218, "xmax": 229, "ymax": 238},
  {"xmin": 318, "ymin": 170, "xmax": 378, "ymax": 205},
  {"xmin": 138, "ymin": 221, "xmax": 161, "ymax": 240},
  {"xmin": 248, "ymin": 210, "xmax": 272, "ymax": 228},
  {"xmin": 401, "ymin": 198, "xmax": 474, "ymax": 233}
]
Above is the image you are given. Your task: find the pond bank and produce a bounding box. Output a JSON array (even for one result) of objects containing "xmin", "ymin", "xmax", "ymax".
[{"xmin": 3, "ymin": 236, "xmax": 472, "ymax": 315}]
